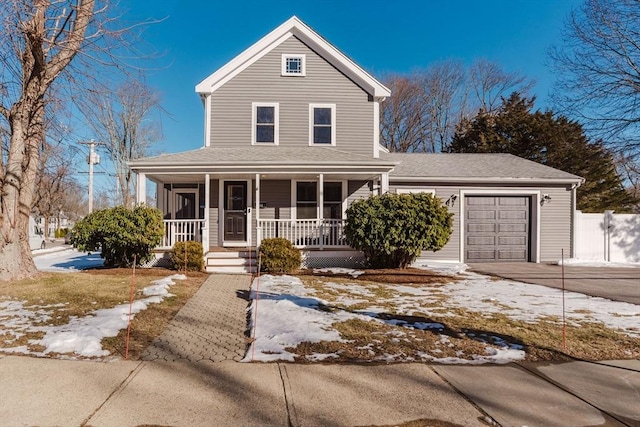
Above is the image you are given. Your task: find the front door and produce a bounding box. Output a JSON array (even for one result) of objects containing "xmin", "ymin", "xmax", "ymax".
[{"xmin": 224, "ymin": 181, "xmax": 247, "ymax": 242}]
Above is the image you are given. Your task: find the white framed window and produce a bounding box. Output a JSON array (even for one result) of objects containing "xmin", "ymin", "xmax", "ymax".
[
  {"xmin": 396, "ymin": 188, "xmax": 436, "ymax": 195},
  {"xmin": 282, "ymin": 54, "xmax": 306, "ymax": 76},
  {"xmin": 251, "ymin": 102, "xmax": 279, "ymax": 145},
  {"xmin": 292, "ymin": 180, "xmax": 346, "ymax": 219},
  {"xmin": 309, "ymin": 103, "xmax": 336, "ymax": 145}
]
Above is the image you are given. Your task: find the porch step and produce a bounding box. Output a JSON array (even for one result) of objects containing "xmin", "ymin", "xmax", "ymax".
[{"xmin": 205, "ymin": 250, "xmax": 257, "ymax": 274}]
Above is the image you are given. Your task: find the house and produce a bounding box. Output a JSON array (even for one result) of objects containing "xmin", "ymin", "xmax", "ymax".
[{"xmin": 129, "ymin": 16, "xmax": 583, "ymax": 272}]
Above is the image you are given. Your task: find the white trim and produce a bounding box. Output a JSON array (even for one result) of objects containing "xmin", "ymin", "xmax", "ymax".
[
  {"xmin": 281, "ymin": 53, "xmax": 306, "ymax": 76},
  {"xmin": 220, "ymin": 179, "xmax": 253, "ymax": 247},
  {"xmin": 318, "ymin": 174, "xmax": 324, "ymax": 220},
  {"xmin": 309, "ymin": 103, "xmax": 336, "ymax": 146},
  {"xmin": 203, "ymin": 174, "xmax": 210, "ymax": 253},
  {"xmin": 195, "ymin": 16, "xmax": 390, "ymax": 97},
  {"xmin": 251, "ymin": 102, "xmax": 279, "ymax": 145},
  {"xmin": 341, "ymin": 180, "xmax": 348, "ymax": 218},
  {"xmin": 381, "ymin": 172, "xmax": 389, "ymax": 194},
  {"xmin": 136, "ymin": 173, "xmax": 146, "ymax": 204},
  {"xmin": 204, "ymin": 95, "xmax": 212, "ymax": 147},
  {"xmin": 396, "ymin": 188, "xmax": 435, "ymax": 195},
  {"xmin": 459, "ymin": 190, "xmax": 541, "ymax": 264}
]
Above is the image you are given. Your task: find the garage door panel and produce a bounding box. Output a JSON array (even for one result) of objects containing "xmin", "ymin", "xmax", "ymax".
[
  {"xmin": 499, "ymin": 210, "xmax": 527, "ymax": 220},
  {"xmin": 498, "ymin": 236, "xmax": 527, "ymax": 245},
  {"xmin": 465, "ymin": 196, "xmax": 530, "ymax": 262},
  {"xmin": 499, "ymin": 197, "xmax": 527, "ymax": 206},
  {"xmin": 467, "ymin": 250, "xmax": 496, "ymax": 261},
  {"xmin": 468, "ymin": 236, "xmax": 495, "ymax": 246},
  {"xmin": 468, "ymin": 223, "xmax": 496, "ymax": 233},
  {"xmin": 499, "ymin": 223, "xmax": 527, "ymax": 233},
  {"xmin": 468, "ymin": 210, "xmax": 496, "ymax": 220}
]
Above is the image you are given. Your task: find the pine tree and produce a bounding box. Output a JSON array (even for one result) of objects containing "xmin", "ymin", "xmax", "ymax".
[{"xmin": 450, "ymin": 93, "xmax": 638, "ymax": 212}]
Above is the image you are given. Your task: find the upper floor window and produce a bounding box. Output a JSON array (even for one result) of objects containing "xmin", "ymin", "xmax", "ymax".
[
  {"xmin": 282, "ymin": 54, "xmax": 306, "ymax": 76},
  {"xmin": 252, "ymin": 102, "xmax": 279, "ymax": 144},
  {"xmin": 309, "ymin": 104, "xmax": 336, "ymax": 145}
]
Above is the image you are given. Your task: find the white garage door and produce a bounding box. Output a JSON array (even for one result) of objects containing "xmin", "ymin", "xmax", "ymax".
[{"xmin": 465, "ymin": 196, "xmax": 530, "ymax": 262}]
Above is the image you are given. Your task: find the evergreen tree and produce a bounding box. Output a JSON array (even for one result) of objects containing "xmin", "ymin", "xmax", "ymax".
[{"xmin": 450, "ymin": 93, "xmax": 638, "ymax": 212}]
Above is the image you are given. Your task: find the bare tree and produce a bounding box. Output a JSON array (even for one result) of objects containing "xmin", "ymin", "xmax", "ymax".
[
  {"xmin": 380, "ymin": 59, "xmax": 533, "ymax": 152},
  {"xmin": 80, "ymin": 78, "xmax": 162, "ymax": 207},
  {"xmin": 549, "ymin": 0, "xmax": 640, "ymax": 155},
  {"xmin": 0, "ymin": 1, "xmax": 154, "ymax": 280},
  {"xmin": 468, "ymin": 59, "xmax": 535, "ymax": 114}
]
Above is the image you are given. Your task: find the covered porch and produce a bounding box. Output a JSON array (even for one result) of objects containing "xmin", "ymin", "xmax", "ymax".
[{"xmin": 131, "ymin": 146, "xmax": 396, "ymax": 253}]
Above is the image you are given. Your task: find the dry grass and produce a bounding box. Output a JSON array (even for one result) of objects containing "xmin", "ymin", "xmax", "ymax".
[
  {"xmin": 287, "ymin": 274, "xmax": 640, "ymax": 363},
  {"xmin": 0, "ymin": 269, "xmax": 207, "ymax": 359}
]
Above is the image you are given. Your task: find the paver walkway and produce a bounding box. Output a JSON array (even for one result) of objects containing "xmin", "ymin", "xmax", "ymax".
[{"xmin": 142, "ymin": 274, "xmax": 252, "ymax": 362}]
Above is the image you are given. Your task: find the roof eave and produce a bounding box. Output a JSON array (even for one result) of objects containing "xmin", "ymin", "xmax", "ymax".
[{"xmin": 389, "ymin": 176, "xmax": 584, "ymax": 185}]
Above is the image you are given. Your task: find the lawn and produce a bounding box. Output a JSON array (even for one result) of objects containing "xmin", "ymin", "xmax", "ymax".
[
  {"xmin": 0, "ymin": 268, "xmax": 207, "ymax": 360},
  {"xmin": 245, "ymin": 268, "xmax": 640, "ymax": 363}
]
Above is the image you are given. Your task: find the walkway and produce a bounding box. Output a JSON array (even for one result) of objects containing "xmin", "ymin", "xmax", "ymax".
[{"xmin": 142, "ymin": 273, "xmax": 251, "ymax": 362}]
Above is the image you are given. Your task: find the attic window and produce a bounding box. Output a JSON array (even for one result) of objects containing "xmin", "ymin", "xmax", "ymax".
[{"xmin": 282, "ymin": 54, "xmax": 305, "ymax": 76}]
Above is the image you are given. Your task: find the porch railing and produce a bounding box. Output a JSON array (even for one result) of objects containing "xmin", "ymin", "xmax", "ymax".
[
  {"xmin": 257, "ymin": 219, "xmax": 348, "ymax": 249},
  {"xmin": 162, "ymin": 219, "xmax": 205, "ymax": 248}
]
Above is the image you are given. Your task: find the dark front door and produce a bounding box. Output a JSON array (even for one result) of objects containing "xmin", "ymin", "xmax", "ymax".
[{"xmin": 224, "ymin": 181, "xmax": 247, "ymax": 242}]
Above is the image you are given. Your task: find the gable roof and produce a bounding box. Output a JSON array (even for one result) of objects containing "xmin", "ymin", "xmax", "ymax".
[
  {"xmin": 195, "ymin": 16, "xmax": 391, "ymax": 98},
  {"xmin": 381, "ymin": 153, "xmax": 584, "ymax": 184}
]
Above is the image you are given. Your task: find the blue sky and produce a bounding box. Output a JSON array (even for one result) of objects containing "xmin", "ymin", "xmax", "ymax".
[{"xmin": 82, "ymin": 0, "xmax": 583, "ymax": 195}]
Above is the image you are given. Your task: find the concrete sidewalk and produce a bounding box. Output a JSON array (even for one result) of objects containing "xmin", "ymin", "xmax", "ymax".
[{"xmin": 1, "ymin": 355, "xmax": 638, "ymax": 426}]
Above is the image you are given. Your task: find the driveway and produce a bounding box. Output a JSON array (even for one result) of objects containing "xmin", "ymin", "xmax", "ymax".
[{"xmin": 468, "ymin": 262, "xmax": 640, "ymax": 305}]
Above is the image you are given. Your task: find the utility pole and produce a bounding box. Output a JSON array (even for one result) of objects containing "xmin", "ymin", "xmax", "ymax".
[{"xmin": 80, "ymin": 140, "xmax": 102, "ymax": 213}]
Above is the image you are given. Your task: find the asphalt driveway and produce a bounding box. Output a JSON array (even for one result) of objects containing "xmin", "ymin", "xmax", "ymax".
[{"xmin": 468, "ymin": 262, "xmax": 640, "ymax": 305}]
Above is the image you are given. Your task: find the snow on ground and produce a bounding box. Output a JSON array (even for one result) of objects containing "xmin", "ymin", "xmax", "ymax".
[
  {"xmin": 0, "ymin": 249, "xmax": 186, "ymax": 359},
  {"xmin": 34, "ymin": 248, "xmax": 104, "ymax": 272},
  {"xmin": 244, "ymin": 267, "xmax": 640, "ymax": 364}
]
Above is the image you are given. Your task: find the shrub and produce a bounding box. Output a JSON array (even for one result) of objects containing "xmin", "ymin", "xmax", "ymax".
[
  {"xmin": 259, "ymin": 237, "xmax": 301, "ymax": 274},
  {"xmin": 71, "ymin": 205, "xmax": 164, "ymax": 267},
  {"xmin": 344, "ymin": 193, "xmax": 454, "ymax": 269},
  {"xmin": 171, "ymin": 240, "xmax": 204, "ymax": 272}
]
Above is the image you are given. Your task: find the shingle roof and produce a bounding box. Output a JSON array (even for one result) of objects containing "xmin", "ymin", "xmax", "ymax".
[
  {"xmin": 130, "ymin": 146, "xmax": 395, "ymax": 166},
  {"xmin": 381, "ymin": 152, "xmax": 583, "ymax": 182}
]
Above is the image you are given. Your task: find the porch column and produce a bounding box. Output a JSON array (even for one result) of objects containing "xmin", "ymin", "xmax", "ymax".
[
  {"xmin": 202, "ymin": 174, "xmax": 210, "ymax": 254},
  {"xmin": 156, "ymin": 180, "xmax": 164, "ymax": 211},
  {"xmin": 255, "ymin": 173, "xmax": 261, "ymax": 247},
  {"xmin": 318, "ymin": 173, "xmax": 324, "ymax": 220},
  {"xmin": 380, "ymin": 172, "xmax": 389, "ymax": 195},
  {"xmin": 136, "ymin": 172, "xmax": 146, "ymax": 205}
]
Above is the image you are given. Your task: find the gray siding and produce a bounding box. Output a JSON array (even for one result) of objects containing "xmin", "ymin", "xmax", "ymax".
[
  {"xmin": 259, "ymin": 180, "xmax": 292, "ymax": 219},
  {"xmin": 208, "ymin": 180, "xmax": 219, "ymax": 247},
  {"xmin": 347, "ymin": 180, "xmax": 372, "ymax": 207},
  {"xmin": 210, "ymin": 36, "xmax": 375, "ymax": 156},
  {"xmin": 538, "ymin": 185, "xmax": 573, "ymax": 262}
]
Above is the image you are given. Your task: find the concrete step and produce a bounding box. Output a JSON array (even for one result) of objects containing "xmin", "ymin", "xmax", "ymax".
[
  {"xmin": 206, "ymin": 251, "xmax": 256, "ymax": 259},
  {"xmin": 206, "ymin": 257, "xmax": 256, "ymax": 267},
  {"xmin": 206, "ymin": 265, "xmax": 257, "ymax": 274}
]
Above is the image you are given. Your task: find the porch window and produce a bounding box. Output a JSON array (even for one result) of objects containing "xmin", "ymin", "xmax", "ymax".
[
  {"xmin": 309, "ymin": 104, "xmax": 336, "ymax": 145},
  {"xmin": 323, "ymin": 182, "xmax": 342, "ymax": 219},
  {"xmin": 252, "ymin": 102, "xmax": 279, "ymax": 144},
  {"xmin": 296, "ymin": 182, "xmax": 317, "ymax": 219}
]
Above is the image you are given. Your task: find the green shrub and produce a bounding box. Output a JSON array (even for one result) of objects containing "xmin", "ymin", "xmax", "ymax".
[
  {"xmin": 344, "ymin": 193, "xmax": 454, "ymax": 269},
  {"xmin": 171, "ymin": 240, "xmax": 204, "ymax": 272},
  {"xmin": 259, "ymin": 237, "xmax": 301, "ymax": 274},
  {"xmin": 71, "ymin": 205, "xmax": 164, "ymax": 267}
]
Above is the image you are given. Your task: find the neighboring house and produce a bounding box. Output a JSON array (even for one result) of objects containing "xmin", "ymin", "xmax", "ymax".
[{"xmin": 129, "ymin": 16, "xmax": 583, "ymax": 272}]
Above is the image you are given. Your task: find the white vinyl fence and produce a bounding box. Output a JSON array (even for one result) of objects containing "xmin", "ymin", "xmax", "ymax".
[{"xmin": 574, "ymin": 210, "xmax": 640, "ymax": 263}]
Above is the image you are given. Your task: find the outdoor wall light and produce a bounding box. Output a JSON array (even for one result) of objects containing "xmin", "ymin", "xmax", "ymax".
[
  {"xmin": 445, "ymin": 194, "xmax": 457, "ymax": 207},
  {"xmin": 541, "ymin": 194, "xmax": 552, "ymax": 205}
]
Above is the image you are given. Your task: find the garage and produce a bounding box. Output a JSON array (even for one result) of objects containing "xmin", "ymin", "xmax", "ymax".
[{"xmin": 465, "ymin": 196, "xmax": 531, "ymax": 262}]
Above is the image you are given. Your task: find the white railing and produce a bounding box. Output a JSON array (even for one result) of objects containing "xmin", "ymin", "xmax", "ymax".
[
  {"xmin": 257, "ymin": 219, "xmax": 348, "ymax": 248},
  {"xmin": 163, "ymin": 219, "xmax": 205, "ymax": 248}
]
